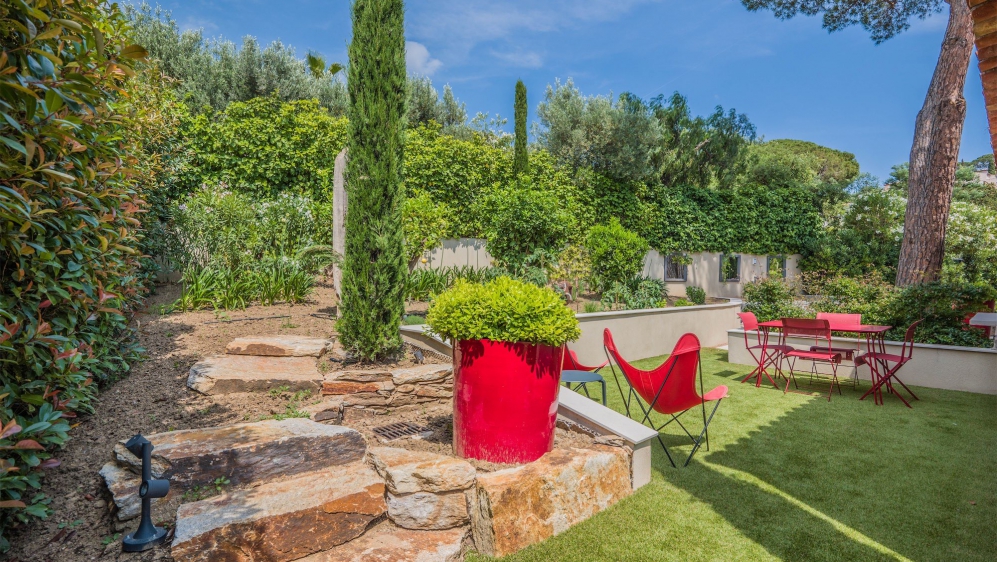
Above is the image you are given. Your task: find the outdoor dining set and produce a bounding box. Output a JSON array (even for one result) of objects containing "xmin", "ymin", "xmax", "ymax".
[{"xmin": 736, "ymin": 312, "xmax": 921, "ymax": 408}]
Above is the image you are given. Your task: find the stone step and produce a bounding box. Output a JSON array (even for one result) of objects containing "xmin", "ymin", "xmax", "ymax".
[
  {"xmin": 298, "ymin": 521, "xmax": 467, "ymax": 562},
  {"xmin": 367, "ymin": 448, "xmax": 475, "ymax": 531},
  {"xmin": 171, "ymin": 464, "xmax": 386, "ymax": 562},
  {"xmin": 226, "ymin": 336, "xmax": 333, "ymax": 357},
  {"xmin": 112, "ymin": 419, "xmax": 366, "ymax": 487},
  {"xmin": 468, "ymin": 446, "xmax": 631, "ymax": 558},
  {"xmin": 187, "ymin": 354, "xmax": 321, "ymax": 394}
]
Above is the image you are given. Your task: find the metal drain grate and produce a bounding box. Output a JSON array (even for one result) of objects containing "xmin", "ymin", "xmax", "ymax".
[{"xmin": 372, "ymin": 421, "xmax": 432, "ymax": 442}]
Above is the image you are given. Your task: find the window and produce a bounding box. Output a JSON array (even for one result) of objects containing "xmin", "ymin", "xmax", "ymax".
[
  {"xmin": 767, "ymin": 255, "xmax": 787, "ymax": 279},
  {"xmin": 719, "ymin": 254, "xmax": 740, "ymax": 282},
  {"xmin": 664, "ymin": 254, "xmax": 688, "ymax": 282}
]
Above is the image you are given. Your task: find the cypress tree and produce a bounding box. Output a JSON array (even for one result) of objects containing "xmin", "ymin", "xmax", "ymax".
[
  {"xmin": 513, "ymin": 79, "xmax": 529, "ymax": 177},
  {"xmin": 339, "ymin": 0, "xmax": 407, "ymax": 360}
]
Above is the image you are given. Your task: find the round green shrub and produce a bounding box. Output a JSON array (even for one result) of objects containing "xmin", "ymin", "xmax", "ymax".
[
  {"xmin": 585, "ymin": 218, "xmax": 649, "ymax": 291},
  {"xmin": 686, "ymin": 286, "xmax": 707, "ymax": 305},
  {"xmin": 426, "ymin": 277, "xmax": 580, "ymax": 347}
]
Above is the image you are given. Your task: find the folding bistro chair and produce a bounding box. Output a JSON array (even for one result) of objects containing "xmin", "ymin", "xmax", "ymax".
[
  {"xmin": 811, "ymin": 312, "xmax": 862, "ymax": 388},
  {"xmin": 603, "ymin": 329, "xmax": 728, "ymax": 467},
  {"xmin": 855, "ymin": 320, "xmax": 922, "ymax": 408},
  {"xmin": 781, "ymin": 318, "xmax": 843, "ymax": 401},
  {"xmin": 738, "ymin": 312, "xmax": 793, "ymax": 388},
  {"xmin": 560, "ymin": 348, "xmax": 609, "ymax": 405}
]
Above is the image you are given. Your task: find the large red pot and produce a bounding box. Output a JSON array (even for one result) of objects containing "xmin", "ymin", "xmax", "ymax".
[{"xmin": 452, "ymin": 339, "xmax": 563, "ymax": 464}]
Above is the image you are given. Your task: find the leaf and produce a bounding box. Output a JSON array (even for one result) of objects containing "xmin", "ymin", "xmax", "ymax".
[
  {"xmin": 1, "ymin": 423, "xmax": 21, "ymax": 439},
  {"xmin": 0, "ymin": 500, "xmax": 27, "ymax": 508},
  {"xmin": 119, "ymin": 44, "xmax": 148, "ymax": 59},
  {"xmin": 14, "ymin": 439, "xmax": 46, "ymax": 451},
  {"xmin": 0, "ymin": 136, "xmax": 27, "ymax": 156}
]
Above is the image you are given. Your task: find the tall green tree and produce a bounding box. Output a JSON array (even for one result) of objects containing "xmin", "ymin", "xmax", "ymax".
[
  {"xmin": 741, "ymin": 0, "xmax": 973, "ymax": 285},
  {"xmin": 514, "ymin": 80, "xmax": 529, "ymax": 177},
  {"xmin": 339, "ymin": 0, "xmax": 408, "ymax": 360}
]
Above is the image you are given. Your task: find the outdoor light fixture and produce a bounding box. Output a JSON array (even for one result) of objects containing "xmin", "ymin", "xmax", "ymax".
[{"xmin": 122, "ymin": 434, "xmax": 170, "ymax": 552}]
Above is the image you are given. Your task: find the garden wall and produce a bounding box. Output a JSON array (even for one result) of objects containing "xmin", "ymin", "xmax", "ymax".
[
  {"xmin": 415, "ymin": 239, "xmax": 801, "ymax": 300},
  {"xmin": 727, "ymin": 330, "xmax": 997, "ymax": 395},
  {"xmin": 642, "ymin": 250, "xmax": 802, "ymax": 299},
  {"xmin": 568, "ymin": 301, "xmax": 743, "ymax": 366}
]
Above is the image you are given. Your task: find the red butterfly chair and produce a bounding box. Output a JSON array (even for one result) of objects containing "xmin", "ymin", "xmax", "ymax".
[
  {"xmin": 855, "ymin": 320, "xmax": 922, "ymax": 408},
  {"xmin": 737, "ymin": 312, "xmax": 793, "ymax": 388},
  {"xmin": 781, "ymin": 318, "xmax": 843, "ymax": 401},
  {"xmin": 560, "ymin": 348, "xmax": 609, "ymax": 405},
  {"xmin": 603, "ymin": 329, "xmax": 728, "ymax": 467},
  {"xmin": 812, "ymin": 312, "xmax": 862, "ymax": 388}
]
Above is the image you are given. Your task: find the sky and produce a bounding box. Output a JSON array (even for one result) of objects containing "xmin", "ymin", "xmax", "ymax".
[{"xmin": 147, "ymin": 0, "xmax": 991, "ymax": 181}]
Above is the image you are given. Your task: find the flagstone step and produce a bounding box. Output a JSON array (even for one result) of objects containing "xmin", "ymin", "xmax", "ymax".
[
  {"xmin": 187, "ymin": 354, "xmax": 322, "ymax": 394},
  {"xmin": 112, "ymin": 419, "xmax": 366, "ymax": 487},
  {"xmin": 298, "ymin": 521, "xmax": 468, "ymax": 562},
  {"xmin": 226, "ymin": 336, "xmax": 333, "ymax": 357},
  {"xmin": 171, "ymin": 464, "xmax": 386, "ymax": 562}
]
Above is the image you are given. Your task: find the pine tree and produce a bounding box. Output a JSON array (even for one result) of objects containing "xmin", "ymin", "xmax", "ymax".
[
  {"xmin": 513, "ymin": 80, "xmax": 529, "ymax": 177},
  {"xmin": 339, "ymin": 0, "xmax": 407, "ymax": 360}
]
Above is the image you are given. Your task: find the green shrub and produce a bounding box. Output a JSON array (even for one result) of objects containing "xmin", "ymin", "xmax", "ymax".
[
  {"xmin": 601, "ymin": 277, "xmax": 667, "ymax": 310},
  {"xmin": 686, "ymin": 286, "xmax": 707, "ymax": 305},
  {"xmin": 403, "ymin": 192, "xmax": 450, "ymax": 269},
  {"xmin": 0, "ymin": 0, "xmax": 162, "ymax": 542},
  {"xmin": 478, "ymin": 181, "xmax": 574, "ymax": 269},
  {"xmin": 178, "ymin": 96, "xmax": 347, "ymax": 200},
  {"xmin": 674, "ymin": 298, "xmax": 695, "ymax": 307},
  {"xmin": 426, "ymin": 278, "xmax": 580, "ymax": 347},
  {"xmin": 741, "ymin": 277, "xmax": 807, "ymax": 322},
  {"xmin": 586, "ymin": 219, "xmax": 649, "ymax": 291},
  {"xmin": 882, "ymin": 282, "xmax": 995, "ymax": 347},
  {"xmin": 805, "ymin": 273, "xmax": 896, "ymax": 324}
]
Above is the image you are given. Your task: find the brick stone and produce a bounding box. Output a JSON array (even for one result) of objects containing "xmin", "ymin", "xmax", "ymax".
[
  {"xmin": 391, "ymin": 365, "xmax": 453, "ymax": 385},
  {"xmin": 171, "ymin": 464, "xmax": 385, "ymax": 562},
  {"xmin": 468, "ymin": 446, "xmax": 631, "ymax": 557},
  {"xmin": 113, "ymin": 419, "xmax": 366, "ymax": 487},
  {"xmin": 331, "ymin": 370, "xmax": 394, "ymax": 383},
  {"xmin": 226, "ymin": 336, "xmax": 332, "ymax": 357},
  {"xmin": 187, "ymin": 355, "xmax": 321, "ymax": 395},
  {"xmin": 297, "ymin": 521, "xmax": 467, "ymax": 562},
  {"xmin": 322, "ymin": 381, "xmax": 386, "ymax": 395}
]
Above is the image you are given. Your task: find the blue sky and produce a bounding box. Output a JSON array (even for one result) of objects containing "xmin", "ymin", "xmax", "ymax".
[{"xmin": 150, "ymin": 0, "xmax": 990, "ymax": 181}]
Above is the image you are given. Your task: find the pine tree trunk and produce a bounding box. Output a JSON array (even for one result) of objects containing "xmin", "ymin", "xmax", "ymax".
[{"xmin": 895, "ymin": 0, "xmax": 974, "ymax": 286}]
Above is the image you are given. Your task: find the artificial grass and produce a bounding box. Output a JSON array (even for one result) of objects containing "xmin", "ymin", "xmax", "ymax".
[{"xmin": 470, "ymin": 349, "xmax": 997, "ymax": 562}]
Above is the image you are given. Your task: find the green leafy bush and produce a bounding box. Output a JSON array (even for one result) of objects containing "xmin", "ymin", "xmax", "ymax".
[
  {"xmin": 0, "ymin": 0, "xmax": 164, "ymax": 542},
  {"xmin": 674, "ymin": 299, "xmax": 695, "ymax": 307},
  {"xmin": 881, "ymin": 282, "xmax": 995, "ymax": 347},
  {"xmin": 586, "ymin": 219, "xmax": 649, "ymax": 291},
  {"xmin": 426, "ymin": 278, "xmax": 580, "ymax": 347},
  {"xmin": 478, "ymin": 181, "xmax": 575, "ymax": 269},
  {"xmin": 403, "ymin": 192, "xmax": 450, "ymax": 269},
  {"xmin": 741, "ymin": 277, "xmax": 807, "ymax": 322},
  {"xmin": 601, "ymin": 277, "xmax": 667, "ymax": 310},
  {"xmin": 686, "ymin": 286, "xmax": 707, "ymax": 305}
]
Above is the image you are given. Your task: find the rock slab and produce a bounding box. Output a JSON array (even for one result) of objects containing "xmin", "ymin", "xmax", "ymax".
[
  {"xmin": 297, "ymin": 521, "xmax": 467, "ymax": 562},
  {"xmin": 187, "ymin": 354, "xmax": 322, "ymax": 395},
  {"xmin": 386, "ymin": 490, "xmax": 469, "ymax": 530},
  {"xmin": 171, "ymin": 464, "xmax": 386, "ymax": 562},
  {"xmin": 468, "ymin": 446, "xmax": 631, "ymax": 557},
  {"xmin": 367, "ymin": 447, "xmax": 475, "ymax": 495},
  {"xmin": 226, "ymin": 336, "xmax": 332, "ymax": 357},
  {"xmin": 113, "ymin": 419, "xmax": 366, "ymax": 487},
  {"xmin": 99, "ymin": 462, "xmax": 176, "ymax": 522}
]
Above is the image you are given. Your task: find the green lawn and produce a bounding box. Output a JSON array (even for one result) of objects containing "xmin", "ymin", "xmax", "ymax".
[{"xmin": 474, "ymin": 349, "xmax": 997, "ymax": 562}]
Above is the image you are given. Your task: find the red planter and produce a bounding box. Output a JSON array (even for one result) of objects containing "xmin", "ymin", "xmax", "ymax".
[{"xmin": 452, "ymin": 339, "xmax": 563, "ymax": 464}]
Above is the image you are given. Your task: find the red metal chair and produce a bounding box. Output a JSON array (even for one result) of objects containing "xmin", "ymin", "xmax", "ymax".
[
  {"xmin": 781, "ymin": 318, "xmax": 843, "ymax": 401},
  {"xmin": 560, "ymin": 348, "xmax": 609, "ymax": 405},
  {"xmin": 812, "ymin": 312, "xmax": 862, "ymax": 387},
  {"xmin": 855, "ymin": 320, "xmax": 922, "ymax": 408},
  {"xmin": 603, "ymin": 329, "xmax": 728, "ymax": 467},
  {"xmin": 737, "ymin": 312, "xmax": 793, "ymax": 388}
]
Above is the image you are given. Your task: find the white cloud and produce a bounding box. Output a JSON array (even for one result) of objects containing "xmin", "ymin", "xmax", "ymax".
[
  {"xmin": 179, "ymin": 16, "xmax": 218, "ymax": 33},
  {"xmin": 490, "ymin": 49, "xmax": 544, "ymax": 68},
  {"xmin": 406, "ymin": 41, "xmax": 443, "ymax": 76}
]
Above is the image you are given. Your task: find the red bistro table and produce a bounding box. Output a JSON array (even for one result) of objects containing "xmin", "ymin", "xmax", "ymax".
[{"xmin": 756, "ymin": 320, "xmax": 892, "ymax": 396}]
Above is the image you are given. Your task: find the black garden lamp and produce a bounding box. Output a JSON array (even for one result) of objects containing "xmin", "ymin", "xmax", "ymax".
[{"xmin": 122, "ymin": 434, "xmax": 170, "ymax": 552}]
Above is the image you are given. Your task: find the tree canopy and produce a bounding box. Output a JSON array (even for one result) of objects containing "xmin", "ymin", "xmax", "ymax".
[{"xmin": 741, "ymin": 0, "xmax": 945, "ymax": 43}]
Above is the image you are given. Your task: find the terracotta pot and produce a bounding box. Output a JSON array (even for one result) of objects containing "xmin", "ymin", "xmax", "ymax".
[{"xmin": 452, "ymin": 339, "xmax": 563, "ymax": 463}]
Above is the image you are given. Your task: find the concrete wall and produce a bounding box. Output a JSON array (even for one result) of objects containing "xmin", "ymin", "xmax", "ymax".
[
  {"xmin": 417, "ymin": 238, "xmax": 493, "ymax": 269},
  {"xmin": 416, "ymin": 239, "xmax": 801, "ymax": 300},
  {"xmin": 568, "ymin": 301, "xmax": 743, "ymax": 367},
  {"xmin": 727, "ymin": 330, "xmax": 997, "ymax": 395},
  {"xmin": 643, "ymin": 250, "xmax": 802, "ymax": 300}
]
